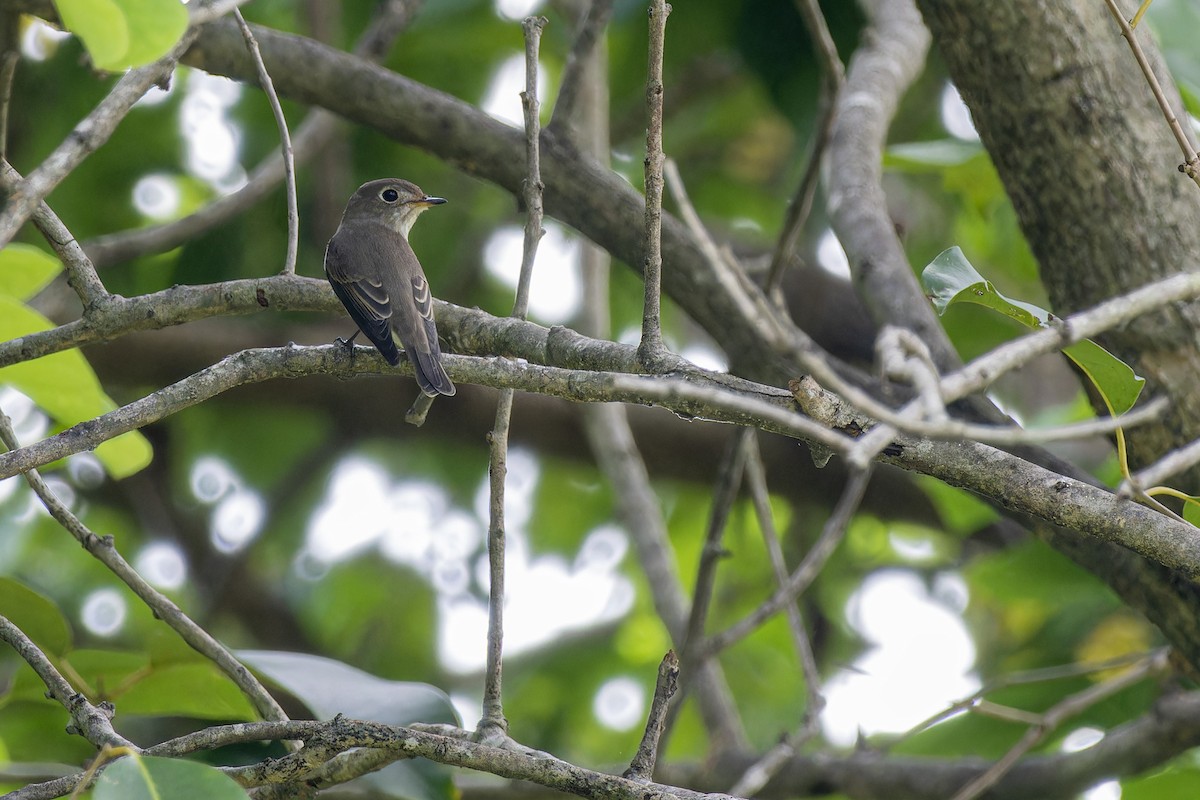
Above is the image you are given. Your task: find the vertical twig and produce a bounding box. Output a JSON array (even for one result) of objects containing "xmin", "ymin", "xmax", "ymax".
[
  {"xmin": 662, "ymin": 428, "xmax": 750, "ymax": 745},
  {"xmin": 234, "ymin": 10, "xmax": 299, "ymax": 275},
  {"xmin": 638, "ymin": 0, "xmax": 672, "ymax": 366},
  {"xmin": 0, "ymin": 50, "xmax": 18, "ymax": 161},
  {"xmin": 765, "ymin": 0, "xmax": 845, "ymax": 295},
  {"xmin": 623, "ymin": 650, "xmax": 679, "ymax": 781},
  {"xmin": 729, "ymin": 436, "xmax": 825, "ymax": 796},
  {"xmin": 548, "ymin": 0, "xmax": 615, "ymax": 134},
  {"xmin": 1100, "ymin": 0, "xmax": 1200, "ymax": 186},
  {"xmin": 480, "ymin": 14, "xmax": 548, "ymax": 743}
]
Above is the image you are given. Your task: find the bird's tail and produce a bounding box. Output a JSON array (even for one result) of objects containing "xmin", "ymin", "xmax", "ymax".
[{"xmin": 410, "ymin": 349, "xmax": 456, "ymax": 397}]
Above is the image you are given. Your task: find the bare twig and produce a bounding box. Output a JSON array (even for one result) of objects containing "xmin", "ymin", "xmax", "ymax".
[
  {"xmin": 0, "ymin": 412, "xmax": 289, "ymax": 727},
  {"xmin": 701, "ymin": 466, "xmax": 871, "ymax": 658},
  {"xmin": 0, "ymin": 159, "xmax": 108, "ymax": 309},
  {"xmin": 765, "ymin": 0, "xmax": 845, "ymax": 294},
  {"xmin": 233, "ymin": 9, "xmax": 298, "ymax": 275},
  {"xmin": 1124, "ymin": 436, "xmax": 1200, "ymax": 496},
  {"xmin": 0, "ymin": 49, "xmax": 18, "ymax": 160},
  {"xmin": 0, "ymin": 615, "xmax": 136, "ymax": 751},
  {"xmin": 549, "ymin": 0, "xmax": 615, "ymax": 133},
  {"xmin": 0, "ymin": 28, "xmax": 200, "ymax": 250},
  {"xmin": 624, "ymin": 650, "xmax": 680, "ymax": 781},
  {"xmin": 886, "ymin": 649, "xmax": 1162, "ymax": 750},
  {"xmin": 480, "ymin": 15, "xmax": 549, "ymax": 743},
  {"xmin": 1100, "ymin": 0, "xmax": 1200, "ymax": 186},
  {"xmin": 639, "ymin": 0, "xmax": 672, "ymax": 365},
  {"xmin": 680, "ymin": 429, "xmax": 749, "ymax": 660},
  {"xmin": 949, "ymin": 649, "xmax": 1170, "ymax": 800},
  {"xmin": 83, "ymin": 1, "xmax": 418, "ymax": 269},
  {"xmin": 728, "ymin": 436, "xmax": 825, "ymax": 797}
]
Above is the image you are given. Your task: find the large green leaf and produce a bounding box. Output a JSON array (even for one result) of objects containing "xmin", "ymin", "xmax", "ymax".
[
  {"xmin": 0, "ymin": 298, "xmax": 152, "ymax": 478},
  {"xmin": 114, "ymin": 663, "xmax": 256, "ymax": 720},
  {"xmin": 93, "ymin": 754, "xmax": 249, "ymax": 800},
  {"xmin": 0, "ymin": 245, "xmax": 62, "ymax": 301},
  {"xmin": 54, "ymin": 0, "xmax": 188, "ymax": 72},
  {"xmin": 238, "ymin": 650, "xmax": 457, "ymax": 800},
  {"xmin": 921, "ymin": 246, "xmax": 1145, "ymax": 415},
  {"xmin": 0, "ymin": 579, "xmax": 72, "ymax": 658}
]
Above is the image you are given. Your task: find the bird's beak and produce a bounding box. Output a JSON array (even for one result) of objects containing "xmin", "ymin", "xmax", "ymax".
[{"xmin": 419, "ymin": 196, "xmax": 447, "ymax": 206}]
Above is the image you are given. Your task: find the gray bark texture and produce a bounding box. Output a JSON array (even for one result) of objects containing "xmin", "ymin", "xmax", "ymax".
[{"xmin": 917, "ymin": 0, "xmax": 1200, "ymax": 485}]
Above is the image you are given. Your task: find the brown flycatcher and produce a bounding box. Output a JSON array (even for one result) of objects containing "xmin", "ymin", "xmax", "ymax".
[{"xmin": 325, "ymin": 179, "xmax": 456, "ymax": 397}]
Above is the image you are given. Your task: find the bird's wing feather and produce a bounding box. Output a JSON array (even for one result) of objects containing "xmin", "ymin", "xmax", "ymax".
[{"xmin": 324, "ymin": 231, "xmax": 401, "ymax": 365}]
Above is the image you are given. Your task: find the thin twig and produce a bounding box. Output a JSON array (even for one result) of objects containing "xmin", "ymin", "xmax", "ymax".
[
  {"xmin": 480, "ymin": 14, "xmax": 549, "ymax": 743},
  {"xmin": 233, "ymin": 10, "xmax": 298, "ymax": 274},
  {"xmin": 701, "ymin": 466, "xmax": 871, "ymax": 658},
  {"xmin": 0, "ymin": 27, "xmax": 200, "ymax": 250},
  {"xmin": 624, "ymin": 650, "xmax": 679, "ymax": 781},
  {"xmin": 549, "ymin": 0, "xmax": 615, "ymax": 134},
  {"xmin": 0, "ymin": 411, "xmax": 290, "ymax": 727},
  {"xmin": 0, "ymin": 159, "xmax": 108, "ymax": 309},
  {"xmin": 1124, "ymin": 436, "xmax": 1200, "ymax": 497},
  {"xmin": 1100, "ymin": 0, "xmax": 1200, "ymax": 186},
  {"xmin": 639, "ymin": 0, "xmax": 672, "ymax": 365},
  {"xmin": 663, "ymin": 429, "xmax": 751, "ymax": 744},
  {"xmin": 884, "ymin": 649, "xmax": 1163, "ymax": 750},
  {"xmin": 765, "ymin": 0, "xmax": 845, "ymax": 295},
  {"xmin": 0, "ymin": 49, "xmax": 18, "ymax": 160},
  {"xmin": 83, "ymin": 1, "xmax": 419, "ymax": 269},
  {"xmin": 0, "ymin": 615, "xmax": 136, "ymax": 751},
  {"xmin": 728, "ymin": 435, "xmax": 825, "ymax": 797},
  {"xmin": 949, "ymin": 649, "xmax": 1169, "ymax": 800}
]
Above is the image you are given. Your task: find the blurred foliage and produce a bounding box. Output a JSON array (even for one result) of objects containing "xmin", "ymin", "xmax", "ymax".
[{"xmin": 0, "ymin": 0, "xmax": 1194, "ymax": 798}]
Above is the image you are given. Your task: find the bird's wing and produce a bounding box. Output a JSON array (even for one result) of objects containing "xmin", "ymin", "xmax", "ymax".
[
  {"xmin": 407, "ymin": 273, "xmax": 456, "ymax": 396},
  {"xmin": 324, "ymin": 231, "xmax": 402, "ymax": 365}
]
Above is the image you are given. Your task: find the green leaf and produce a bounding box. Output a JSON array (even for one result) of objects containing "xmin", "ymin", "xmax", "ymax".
[
  {"xmin": 920, "ymin": 246, "xmax": 1145, "ymax": 416},
  {"xmin": 885, "ymin": 139, "xmax": 986, "ymax": 170},
  {"xmin": 237, "ymin": 650, "xmax": 456, "ymax": 725},
  {"xmin": 108, "ymin": 0, "xmax": 189, "ymax": 71},
  {"xmin": 0, "ymin": 298, "xmax": 152, "ymax": 479},
  {"xmin": 1123, "ymin": 766, "xmax": 1200, "ymax": 800},
  {"xmin": 1061, "ymin": 339, "xmax": 1143, "ymax": 416},
  {"xmin": 115, "ymin": 663, "xmax": 256, "ymax": 721},
  {"xmin": 238, "ymin": 651, "xmax": 458, "ymax": 800},
  {"xmin": 93, "ymin": 754, "xmax": 249, "ymax": 800},
  {"xmin": 54, "ymin": 0, "xmax": 128, "ymax": 71},
  {"xmin": 54, "ymin": 0, "xmax": 187, "ymax": 72},
  {"xmin": 921, "ymin": 246, "xmax": 1048, "ymax": 325},
  {"xmin": 0, "ymin": 578, "xmax": 72, "ymax": 657},
  {"xmin": 0, "ymin": 245, "xmax": 62, "ymax": 301}
]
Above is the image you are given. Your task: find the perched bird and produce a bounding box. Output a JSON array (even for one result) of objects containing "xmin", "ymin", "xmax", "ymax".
[{"xmin": 324, "ymin": 179, "xmax": 456, "ymax": 397}]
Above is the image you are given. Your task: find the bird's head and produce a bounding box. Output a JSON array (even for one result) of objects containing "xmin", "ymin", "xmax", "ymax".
[{"xmin": 344, "ymin": 178, "xmax": 446, "ymax": 238}]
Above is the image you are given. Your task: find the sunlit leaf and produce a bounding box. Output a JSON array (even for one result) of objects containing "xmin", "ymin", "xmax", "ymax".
[
  {"xmin": 0, "ymin": 245, "xmax": 62, "ymax": 301},
  {"xmin": 0, "ymin": 298, "xmax": 152, "ymax": 478},
  {"xmin": 93, "ymin": 754, "xmax": 248, "ymax": 800},
  {"xmin": 54, "ymin": 0, "xmax": 187, "ymax": 72}
]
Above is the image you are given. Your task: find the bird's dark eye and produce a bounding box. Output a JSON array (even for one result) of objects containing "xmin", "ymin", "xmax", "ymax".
[{"xmin": 380, "ymin": 188, "xmax": 400, "ymax": 203}]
